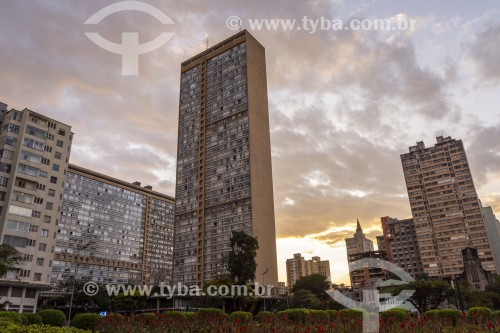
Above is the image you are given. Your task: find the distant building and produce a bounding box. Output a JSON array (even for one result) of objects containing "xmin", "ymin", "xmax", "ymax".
[
  {"xmin": 401, "ymin": 136, "xmax": 496, "ymax": 277},
  {"xmin": 348, "ymin": 250, "xmax": 389, "ymax": 300},
  {"xmin": 50, "ymin": 165, "xmax": 175, "ymax": 287},
  {"xmin": 460, "ymin": 247, "xmax": 492, "ymax": 291},
  {"xmin": 0, "ymin": 102, "xmax": 72, "ymax": 312},
  {"xmin": 286, "ymin": 253, "xmax": 331, "ymax": 288},
  {"xmin": 345, "ymin": 219, "xmax": 374, "ymax": 260},
  {"xmin": 277, "ymin": 282, "xmax": 287, "ymax": 296},
  {"xmin": 481, "ymin": 204, "xmax": 500, "ymax": 274},
  {"xmin": 379, "ymin": 216, "xmax": 424, "ymax": 278}
]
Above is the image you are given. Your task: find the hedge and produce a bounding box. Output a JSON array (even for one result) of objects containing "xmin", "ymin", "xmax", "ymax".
[
  {"xmin": 229, "ymin": 311, "xmax": 252, "ymax": 322},
  {"xmin": 134, "ymin": 312, "xmax": 156, "ymax": 323},
  {"xmin": 435, "ymin": 309, "xmax": 462, "ymax": 325},
  {"xmin": 467, "ymin": 307, "xmax": 492, "ymax": 320},
  {"xmin": 326, "ymin": 310, "xmax": 338, "ymax": 321},
  {"xmin": 491, "ymin": 311, "xmax": 500, "ymax": 318},
  {"xmin": 162, "ymin": 311, "xmax": 186, "ymax": 321},
  {"xmin": 256, "ymin": 311, "xmax": 274, "ymax": 322},
  {"xmin": 38, "ymin": 309, "xmax": 67, "ymax": 327},
  {"xmin": 309, "ymin": 310, "xmax": 328, "ymax": 323},
  {"xmin": 0, "ymin": 312, "xmax": 23, "ymax": 324},
  {"xmin": 196, "ymin": 308, "xmax": 226, "ymax": 321},
  {"xmin": 339, "ymin": 308, "xmax": 364, "ymax": 320},
  {"xmin": 277, "ymin": 309, "xmax": 309, "ymax": 323},
  {"xmin": 24, "ymin": 313, "xmax": 43, "ymax": 325},
  {"xmin": 71, "ymin": 313, "xmax": 102, "ymax": 330},
  {"xmin": 380, "ymin": 308, "xmax": 410, "ymax": 321}
]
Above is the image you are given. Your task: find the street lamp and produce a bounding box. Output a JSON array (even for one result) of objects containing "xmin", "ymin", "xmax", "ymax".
[{"xmin": 67, "ymin": 240, "xmax": 94, "ymax": 326}]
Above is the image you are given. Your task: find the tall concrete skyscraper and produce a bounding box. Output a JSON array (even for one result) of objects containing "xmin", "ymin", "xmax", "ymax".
[
  {"xmin": 0, "ymin": 102, "xmax": 72, "ymax": 312},
  {"xmin": 401, "ymin": 136, "xmax": 496, "ymax": 278},
  {"xmin": 173, "ymin": 31, "xmax": 278, "ymax": 287},
  {"xmin": 345, "ymin": 219, "xmax": 374, "ymax": 259}
]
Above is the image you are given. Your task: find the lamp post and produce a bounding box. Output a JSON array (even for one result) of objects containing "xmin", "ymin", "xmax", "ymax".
[
  {"xmin": 261, "ymin": 268, "xmax": 269, "ymax": 311},
  {"xmin": 67, "ymin": 240, "xmax": 94, "ymax": 326}
]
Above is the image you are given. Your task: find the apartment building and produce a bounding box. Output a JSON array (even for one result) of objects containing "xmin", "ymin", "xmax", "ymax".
[
  {"xmin": 0, "ymin": 102, "xmax": 72, "ymax": 312},
  {"xmin": 173, "ymin": 30, "xmax": 278, "ymax": 287},
  {"xmin": 285, "ymin": 253, "xmax": 331, "ymax": 288},
  {"xmin": 50, "ymin": 165, "xmax": 175, "ymax": 287},
  {"xmin": 400, "ymin": 136, "xmax": 496, "ymax": 277},
  {"xmin": 480, "ymin": 204, "xmax": 500, "ymax": 274},
  {"xmin": 379, "ymin": 216, "xmax": 424, "ymax": 278}
]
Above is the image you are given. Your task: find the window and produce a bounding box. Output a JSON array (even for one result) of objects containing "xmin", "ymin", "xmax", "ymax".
[
  {"xmin": 26, "ymin": 125, "xmax": 47, "ymax": 139},
  {"xmin": 23, "ymin": 254, "xmax": 33, "ymax": 262},
  {"xmin": 48, "ymin": 189, "xmax": 55, "ymax": 197},
  {"xmin": 5, "ymin": 136, "xmax": 17, "ymax": 147},
  {"xmin": 14, "ymin": 191, "xmax": 34, "ymax": 204},
  {"xmin": 48, "ymin": 121, "xmax": 56, "ymax": 129},
  {"xmin": 36, "ymin": 183, "xmax": 46, "ymax": 191},
  {"xmin": 33, "ymin": 273, "xmax": 42, "ymax": 281},
  {"xmin": 21, "ymin": 150, "xmax": 42, "ymax": 164},
  {"xmin": 50, "ymin": 176, "xmax": 57, "ymax": 184},
  {"xmin": 41, "ymin": 157, "xmax": 50, "ymax": 165},
  {"xmin": 27, "ymin": 239, "xmax": 36, "ymax": 247},
  {"xmin": 31, "ymin": 211, "xmax": 41, "ymax": 218},
  {"xmin": 6, "ymin": 124, "xmax": 20, "ymax": 133},
  {"xmin": 11, "ymin": 111, "xmax": 22, "ymax": 122},
  {"xmin": 54, "ymin": 152, "xmax": 62, "ymax": 159},
  {"xmin": 38, "ymin": 243, "xmax": 46, "ymax": 251},
  {"xmin": 29, "ymin": 224, "xmax": 38, "ymax": 232},
  {"xmin": 23, "ymin": 137, "xmax": 45, "ymax": 151},
  {"xmin": 0, "ymin": 149, "xmax": 14, "ymax": 159},
  {"xmin": 44, "ymin": 145, "xmax": 52, "ymax": 153},
  {"xmin": 0, "ymin": 162, "xmax": 11, "ymax": 173},
  {"xmin": 58, "ymin": 128, "xmax": 66, "ymax": 136},
  {"xmin": 46, "ymin": 133, "xmax": 54, "ymax": 140},
  {"xmin": 34, "ymin": 197, "xmax": 43, "ymax": 204},
  {"xmin": 8, "ymin": 205, "xmax": 33, "ymax": 218},
  {"xmin": 25, "ymin": 289, "xmax": 37, "ymax": 298},
  {"xmin": 45, "ymin": 202, "xmax": 53, "ymax": 210},
  {"xmin": 36, "ymin": 258, "xmax": 44, "ymax": 266},
  {"xmin": 3, "ymin": 235, "xmax": 28, "ymax": 247},
  {"xmin": 56, "ymin": 140, "xmax": 63, "ymax": 148},
  {"xmin": 6, "ymin": 220, "xmax": 30, "ymax": 232},
  {"xmin": 11, "ymin": 288, "xmax": 23, "ymax": 297},
  {"xmin": 0, "ymin": 176, "xmax": 7, "ymax": 187},
  {"xmin": 43, "ymin": 215, "xmax": 51, "ymax": 223},
  {"xmin": 0, "ymin": 287, "xmax": 8, "ymax": 296},
  {"xmin": 52, "ymin": 164, "xmax": 59, "ymax": 172},
  {"xmin": 0, "ymin": 191, "xmax": 5, "ymax": 201},
  {"xmin": 41, "ymin": 229, "xmax": 49, "ymax": 237}
]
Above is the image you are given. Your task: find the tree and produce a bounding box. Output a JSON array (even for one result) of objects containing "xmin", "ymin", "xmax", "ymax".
[
  {"xmin": 292, "ymin": 274, "xmax": 330, "ymax": 300},
  {"xmin": 387, "ymin": 279, "xmax": 454, "ymax": 313},
  {"xmin": 227, "ymin": 231, "xmax": 259, "ymax": 285},
  {"xmin": 0, "ymin": 244, "xmax": 23, "ymax": 276},
  {"xmin": 113, "ymin": 290, "xmax": 147, "ymax": 313},
  {"xmin": 291, "ymin": 289, "xmax": 322, "ymax": 309}
]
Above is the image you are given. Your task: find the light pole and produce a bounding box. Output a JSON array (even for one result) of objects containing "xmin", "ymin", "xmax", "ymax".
[
  {"xmin": 67, "ymin": 240, "xmax": 94, "ymax": 326},
  {"xmin": 261, "ymin": 268, "xmax": 269, "ymax": 311}
]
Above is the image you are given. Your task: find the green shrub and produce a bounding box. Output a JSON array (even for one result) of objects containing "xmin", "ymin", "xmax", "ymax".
[
  {"xmin": 256, "ymin": 311, "xmax": 274, "ymax": 323},
  {"xmin": 37, "ymin": 309, "xmax": 67, "ymax": 327},
  {"xmin": 134, "ymin": 312, "xmax": 156, "ymax": 323},
  {"xmin": 424, "ymin": 309, "xmax": 439, "ymax": 318},
  {"xmin": 0, "ymin": 318, "xmax": 21, "ymax": 333},
  {"xmin": 229, "ymin": 311, "xmax": 252, "ymax": 322},
  {"xmin": 196, "ymin": 308, "xmax": 226, "ymax": 321},
  {"xmin": 436, "ymin": 309, "xmax": 461, "ymax": 325},
  {"xmin": 19, "ymin": 314, "xmax": 28, "ymax": 325},
  {"xmin": 491, "ymin": 310, "xmax": 500, "ymax": 318},
  {"xmin": 162, "ymin": 311, "xmax": 186, "ymax": 321},
  {"xmin": 71, "ymin": 313, "xmax": 102, "ymax": 330},
  {"xmin": 0, "ymin": 312, "xmax": 22, "ymax": 324},
  {"xmin": 13, "ymin": 324, "xmax": 91, "ymax": 332},
  {"xmin": 380, "ymin": 308, "xmax": 410, "ymax": 321},
  {"xmin": 277, "ymin": 309, "xmax": 309, "ymax": 323},
  {"xmin": 467, "ymin": 307, "xmax": 492, "ymax": 320},
  {"xmin": 184, "ymin": 312, "xmax": 195, "ymax": 319},
  {"xmin": 107, "ymin": 313, "xmax": 124, "ymax": 320},
  {"xmin": 339, "ymin": 308, "xmax": 364, "ymax": 320},
  {"xmin": 24, "ymin": 313, "xmax": 43, "ymax": 325},
  {"xmin": 309, "ymin": 310, "xmax": 328, "ymax": 323},
  {"xmin": 326, "ymin": 310, "xmax": 338, "ymax": 321}
]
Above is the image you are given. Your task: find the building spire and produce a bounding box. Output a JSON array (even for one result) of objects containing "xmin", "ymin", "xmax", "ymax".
[{"xmin": 356, "ymin": 218, "xmax": 362, "ymax": 232}]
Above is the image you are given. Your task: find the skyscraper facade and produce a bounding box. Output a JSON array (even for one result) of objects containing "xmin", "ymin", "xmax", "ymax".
[
  {"xmin": 0, "ymin": 103, "xmax": 72, "ymax": 312},
  {"xmin": 480, "ymin": 204, "xmax": 500, "ymax": 274},
  {"xmin": 51, "ymin": 165, "xmax": 175, "ymax": 287},
  {"xmin": 345, "ymin": 219, "xmax": 374, "ymax": 260},
  {"xmin": 173, "ymin": 31, "xmax": 278, "ymax": 287},
  {"xmin": 400, "ymin": 136, "xmax": 496, "ymax": 277},
  {"xmin": 379, "ymin": 216, "xmax": 424, "ymax": 278}
]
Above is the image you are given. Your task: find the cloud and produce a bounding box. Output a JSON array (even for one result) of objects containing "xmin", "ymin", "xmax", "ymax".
[{"xmin": 466, "ymin": 22, "xmax": 500, "ymax": 84}]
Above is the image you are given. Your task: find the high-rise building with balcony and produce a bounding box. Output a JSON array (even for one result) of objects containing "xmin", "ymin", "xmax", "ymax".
[
  {"xmin": 0, "ymin": 102, "xmax": 72, "ymax": 312},
  {"xmin": 379, "ymin": 216, "xmax": 424, "ymax": 278},
  {"xmin": 50, "ymin": 165, "xmax": 175, "ymax": 287},
  {"xmin": 285, "ymin": 253, "xmax": 331, "ymax": 288},
  {"xmin": 400, "ymin": 136, "xmax": 496, "ymax": 277},
  {"xmin": 173, "ymin": 30, "xmax": 278, "ymax": 287}
]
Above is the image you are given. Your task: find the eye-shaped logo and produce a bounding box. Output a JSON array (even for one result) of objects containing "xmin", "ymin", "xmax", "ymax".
[
  {"xmin": 85, "ymin": 1, "xmax": 174, "ymax": 76},
  {"xmin": 327, "ymin": 258, "xmax": 415, "ymax": 333}
]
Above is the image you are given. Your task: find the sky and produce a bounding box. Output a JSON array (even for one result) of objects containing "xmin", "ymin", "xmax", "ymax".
[{"xmin": 1, "ymin": 0, "xmax": 500, "ymax": 285}]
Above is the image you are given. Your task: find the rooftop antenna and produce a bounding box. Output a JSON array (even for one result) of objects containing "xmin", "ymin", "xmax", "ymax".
[
  {"xmin": 204, "ymin": 34, "xmax": 209, "ymax": 50},
  {"xmin": 239, "ymin": 18, "xmax": 242, "ymax": 32}
]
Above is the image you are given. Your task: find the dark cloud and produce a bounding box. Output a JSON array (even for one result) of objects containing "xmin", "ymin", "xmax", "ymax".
[{"xmin": 467, "ymin": 22, "xmax": 500, "ymax": 84}]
